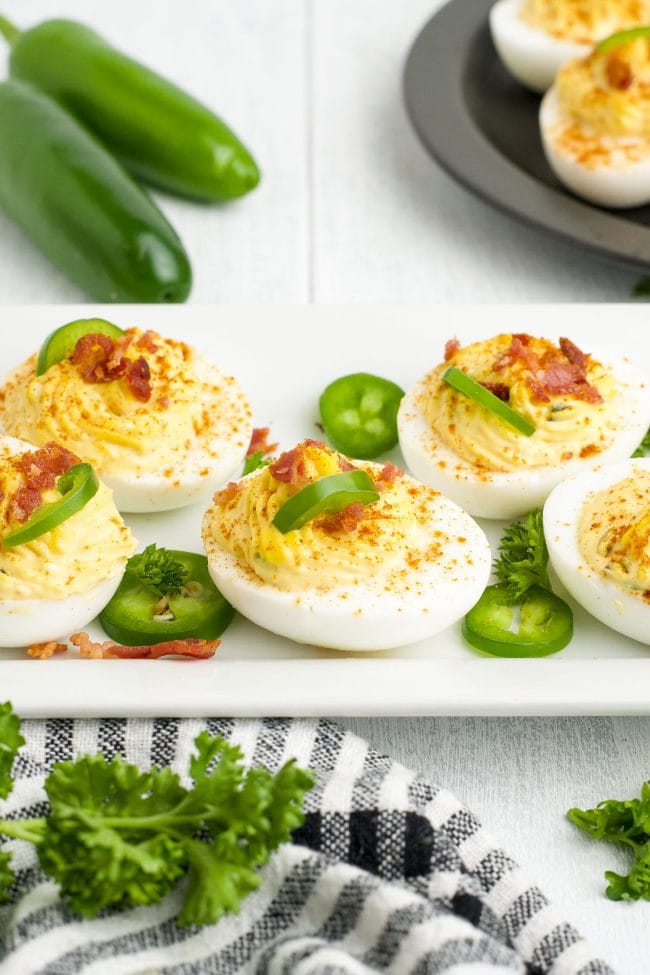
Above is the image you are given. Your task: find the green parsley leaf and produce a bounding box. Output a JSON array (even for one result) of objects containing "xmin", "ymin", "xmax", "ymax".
[
  {"xmin": 0, "ymin": 713, "xmax": 314, "ymax": 926},
  {"xmin": 568, "ymin": 781, "xmax": 650, "ymax": 901},
  {"xmin": 493, "ymin": 510, "xmax": 550, "ymax": 601},
  {"xmin": 0, "ymin": 848, "xmax": 14, "ymax": 905},
  {"xmin": 242, "ymin": 450, "xmax": 270, "ymax": 476},
  {"xmin": 129, "ymin": 544, "xmax": 189, "ymax": 597},
  {"xmin": 632, "ymin": 428, "xmax": 650, "ymax": 458},
  {"xmin": 0, "ymin": 702, "xmax": 25, "ymax": 800}
]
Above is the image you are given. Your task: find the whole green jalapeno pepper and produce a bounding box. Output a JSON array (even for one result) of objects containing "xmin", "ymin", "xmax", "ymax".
[
  {"xmin": 0, "ymin": 80, "xmax": 192, "ymax": 303},
  {"xmin": 0, "ymin": 15, "xmax": 260, "ymax": 202}
]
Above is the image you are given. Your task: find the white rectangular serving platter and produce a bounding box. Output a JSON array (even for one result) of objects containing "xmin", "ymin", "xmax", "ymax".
[{"xmin": 1, "ymin": 304, "xmax": 649, "ymax": 718}]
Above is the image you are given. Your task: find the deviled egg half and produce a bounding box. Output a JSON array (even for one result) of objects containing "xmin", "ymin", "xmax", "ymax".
[
  {"xmin": 397, "ymin": 333, "xmax": 650, "ymax": 520},
  {"xmin": 0, "ymin": 435, "xmax": 136, "ymax": 648},
  {"xmin": 491, "ymin": 0, "xmax": 650, "ymax": 93},
  {"xmin": 541, "ymin": 32, "xmax": 650, "ymax": 207},
  {"xmin": 202, "ymin": 439, "xmax": 491, "ymax": 651},
  {"xmin": 0, "ymin": 319, "xmax": 253, "ymax": 512},
  {"xmin": 544, "ymin": 458, "xmax": 650, "ymax": 645}
]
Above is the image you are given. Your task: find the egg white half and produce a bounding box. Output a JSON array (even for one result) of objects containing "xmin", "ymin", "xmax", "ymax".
[
  {"xmin": 540, "ymin": 87, "xmax": 650, "ymax": 208},
  {"xmin": 0, "ymin": 570, "xmax": 125, "ymax": 649},
  {"xmin": 397, "ymin": 350, "xmax": 650, "ymax": 521},
  {"xmin": 490, "ymin": 0, "xmax": 590, "ymax": 93},
  {"xmin": 543, "ymin": 458, "xmax": 650, "ymax": 646},
  {"xmin": 202, "ymin": 465, "xmax": 492, "ymax": 652}
]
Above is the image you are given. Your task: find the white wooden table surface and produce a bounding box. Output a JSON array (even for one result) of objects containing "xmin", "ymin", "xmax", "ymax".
[{"xmin": 1, "ymin": 2, "xmax": 649, "ymax": 972}]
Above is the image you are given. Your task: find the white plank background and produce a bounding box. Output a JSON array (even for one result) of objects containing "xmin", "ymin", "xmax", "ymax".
[
  {"xmin": 0, "ymin": 3, "xmax": 648, "ymax": 973},
  {"xmin": 0, "ymin": 0, "xmax": 643, "ymax": 304}
]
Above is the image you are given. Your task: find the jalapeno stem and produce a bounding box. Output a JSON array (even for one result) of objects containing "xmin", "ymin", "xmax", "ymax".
[{"xmin": 0, "ymin": 15, "xmax": 20, "ymax": 44}]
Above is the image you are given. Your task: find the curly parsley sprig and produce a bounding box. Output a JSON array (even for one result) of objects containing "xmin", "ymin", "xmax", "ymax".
[
  {"xmin": 493, "ymin": 509, "xmax": 551, "ymax": 601},
  {"xmin": 568, "ymin": 781, "xmax": 650, "ymax": 901},
  {"xmin": 129, "ymin": 544, "xmax": 189, "ymax": 597},
  {"xmin": 0, "ymin": 703, "xmax": 314, "ymax": 924}
]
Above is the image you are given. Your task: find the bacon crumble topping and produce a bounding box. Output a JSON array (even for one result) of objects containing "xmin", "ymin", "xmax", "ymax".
[
  {"xmin": 493, "ymin": 334, "xmax": 603, "ymax": 404},
  {"xmin": 480, "ymin": 382, "xmax": 510, "ymax": 402},
  {"xmin": 7, "ymin": 442, "xmax": 80, "ymax": 525},
  {"xmin": 71, "ymin": 332, "xmax": 152, "ymax": 402},
  {"xmin": 444, "ymin": 338, "xmax": 461, "ymax": 361}
]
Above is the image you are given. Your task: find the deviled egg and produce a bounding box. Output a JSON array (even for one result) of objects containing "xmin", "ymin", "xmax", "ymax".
[
  {"xmin": 202, "ymin": 439, "xmax": 491, "ymax": 651},
  {"xmin": 540, "ymin": 32, "xmax": 650, "ymax": 207},
  {"xmin": 0, "ymin": 435, "xmax": 136, "ymax": 648},
  {"xmin": 398, "ymin": 333, "xmax": 650, "ymax": 520},
  {"xmin": 544, "ymin": 458, "xmax": 650, "ymax": 645},
  {"xmin": 491, "ymin": 0, "xmax": 650, "ymax": 93},
  {"xmin": 0, "ymin": 320, "xmax": 253, "ymax": 512}
]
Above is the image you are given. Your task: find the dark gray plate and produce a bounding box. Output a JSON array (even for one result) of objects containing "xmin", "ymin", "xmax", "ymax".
[{"xmin": 403, "ymin": 0, "xmax": 650, "ymax": 273}]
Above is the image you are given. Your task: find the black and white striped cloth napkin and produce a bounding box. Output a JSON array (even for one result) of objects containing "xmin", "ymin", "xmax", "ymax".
[{"xmin": 0, "ymin": 717, "xmax": 614, "ymax": 975}]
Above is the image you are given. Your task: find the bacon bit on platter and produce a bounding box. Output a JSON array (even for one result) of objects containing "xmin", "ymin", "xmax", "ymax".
[
  {"xmin": 492, "ymin": 334, "xmax": 602, "ymax": 405},
  {"xmin": 69, "ymin": 632, "xmax": 220, "ymax": 660},
  {"xmin": 71, "ymin": 333, "xmax": 152, "ymax": 401},
  {"xmin": 480, "ymin": 382, "xmax": 510, "ymax": 402},
  {"xmin": 247, "ymin": 427, "xmax": 278, "ymax": 458},
  {"xmin": 27, "ymin": 641, "xmax": 67, "ymax": 659},
  {"xmin": 317, "ymin": 501, "xmax": 366, "ymax": 535},
  {"xmin": 444, "ymin": 338, "xmax": 461, "ymax": 361},
  {"xmin": 374, "ymin": 461, "xmax": 404, "ymax": 492},
  {"xmin": 7, "ymin": 442, "xmax": 80, "ymax": 524}
]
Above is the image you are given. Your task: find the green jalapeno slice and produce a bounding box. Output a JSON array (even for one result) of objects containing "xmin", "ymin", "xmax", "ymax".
[
  {"xmin": 319, "ymin": 373, "xmax": 405, "ymax": 459},
  {"xmin": 462, "ymin": 583, "xmax": 573, "ymax": 658},
  {"xmin": 2, "ymin": 463, "xmax": 99, "ymax": 548},
  {"xmin": 100, "ymin": 550, "xmax": 234, "ymax": 646},
  {"xmin": 442, "ymin": 366, "xmax": 536, "ymax": 437},
  {"xmin": 36, "ymin": 318, "xmax": 125, "ymax": 376},
  {"xmin": 272, "ymin": 471, "xmax": 380, "ymax": 534}
]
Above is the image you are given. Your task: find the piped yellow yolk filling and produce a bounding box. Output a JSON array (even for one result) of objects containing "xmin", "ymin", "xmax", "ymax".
[
  {"xmin": 521, "ymin": 0, "xmax": 650, "ymax": 44},
  {"xmin": 0, "ymin": 454, "xmax": 135, "ymax": 601},
  {"xmin": 557, "ymin": 38, "xmax": 650, "ymax": 136},
  {"xmin": 0, "ymin": 329, "xmax": 238, "ymax": 478},
  {"xmin": 579, "ymin": 470, "xmax": 650, "ymax": 595},
  {"xmin": 206, "ymin": 442, "xmax": 426, "ymax": 592},
  {"xmin": 424, "ymin": 334, "xmax": 617, "ymax": 473}
]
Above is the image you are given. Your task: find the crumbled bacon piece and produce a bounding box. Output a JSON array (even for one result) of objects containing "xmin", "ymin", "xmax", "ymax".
[
  {"xmin": 444, "ymin": 338, "xmax": 461, "ymax": 361},
  {"xmin": 480, "ymin": 382, "xmax": 510, "ymax": 402},
  {"xmin": 374, "ymin": 461, "xmax": 404, "ymax": 492},
  {"xmin": 135, "ymin": 330, "xmax": 159, "ymax": 353},
  {"xmin": 270, "ymin": 440, "xmax": 327, "ymax": 485},
  {"xmin": 317, "ymin": 502, "xmax": 366, "ymax": 535},
  {"xmin": 124, "ymin": 356, "xmax": 152, "ymax": 402},
  {"xmin": 12, "ymin": 442, "xmax": 79, "ymax": 488},
  {"xmin": 606, "ymin": 55, "xmax": 634, "ymax": 90},
  {"xmin": 8, "ymin": 486, "xmax": 42, "ymax": 524},
  {"xmin": 6, "ymin": 443, "xmax": 80, "ymax": 525},
  {"xmin": 559, "ymin": 337, "xmax": 588, "ymax": 371},
  {"xmin": 492, "ymin": 334, "xmax": 602, "ymax": 404},
  {"xmin": 27, "ymin": 641, "xmax": 67, "ymax": 659},
  {"xmin": 71, "ymin": 333, "xmax": 129, "ymax": 383},
  {"xmin": 69, "ymin": 632, "xmax": 219, "ymax": 660},
  {"xmin": 247, "ymin": 427, "xmax": 278, "ymax": 458},
  {"xmin": 213, "ymin": 480, "xmax": 242, "ymax": 507},
  {"xmin": 71, "ymin": 333, "xmax": 152, "ymax": 401}
]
